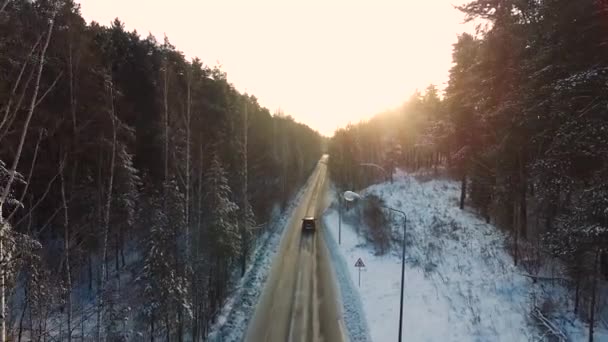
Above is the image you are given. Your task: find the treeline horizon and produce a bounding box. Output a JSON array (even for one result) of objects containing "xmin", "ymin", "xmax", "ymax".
[
  {"xmin": 329, "ymin": 0, "xmax": 607, "ymax": 340},
  {"xmin": 0, "ymin": 0, "xmax": 322, "ymax": 341}
]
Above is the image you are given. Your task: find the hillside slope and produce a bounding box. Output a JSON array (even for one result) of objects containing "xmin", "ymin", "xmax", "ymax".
[{"xmin": 323, "ymin": 171, "xmax": 605, "ymax": 341}]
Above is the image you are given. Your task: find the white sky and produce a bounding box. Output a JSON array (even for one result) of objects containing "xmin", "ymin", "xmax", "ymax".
[{"xmin": 77, "ymin": 0, "xmax": 474, "ymax": 136}]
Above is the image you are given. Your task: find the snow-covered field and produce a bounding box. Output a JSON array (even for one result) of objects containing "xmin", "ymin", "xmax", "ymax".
[{"xmin": 323, "ymin": 171, "xmax": 604, "ymax": 342}]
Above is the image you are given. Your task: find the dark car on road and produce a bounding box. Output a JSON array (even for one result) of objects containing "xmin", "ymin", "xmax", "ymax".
[{"xmin": 302, "ymin": 217, "xmax": 316, "ymax": 233}]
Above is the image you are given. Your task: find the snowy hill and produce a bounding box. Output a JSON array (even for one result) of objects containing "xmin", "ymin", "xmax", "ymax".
[{"xmin": 323, "ymin": 171, "xmax": 604, "ymax": 342}]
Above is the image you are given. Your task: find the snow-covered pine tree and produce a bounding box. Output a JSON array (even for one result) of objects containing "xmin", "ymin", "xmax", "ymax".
[
  {"xmin": 544, "ymin": 177, "xmax": 608, "ymax": 340},
  {"xmin": 103, "ymin": 139, "xmax": 140, "ymax": 342},
  {"xmin": 19, "ymin": 249, "xmax": 60, "ymax": 342},
  {"xmin": 238, "ymin": 96, "xmax": 255, "ymax": 277},
  {"xmin": 164, "ymin": 178, "xmax": 191, "ymax": 341},
  {"xmin": 112, "ymin": 142, "xmax": 140, "ymax": 267},
  {"xmin": 137, "ymin": 188, "xmax": 171, "ymax": 341},
  {"xmin": 204, "ymin": 152, "xmax": 240, "ymax": 312}
]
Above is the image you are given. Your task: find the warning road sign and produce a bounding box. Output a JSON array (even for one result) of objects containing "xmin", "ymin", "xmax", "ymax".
[{"xmin": 354, "ymin": 258, "xmax": 366, "ymax": 287}]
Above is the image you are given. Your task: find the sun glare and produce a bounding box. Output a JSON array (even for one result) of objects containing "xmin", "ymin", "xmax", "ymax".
[{"xmin": 78, "ymin": 0, "xmax": 473, "ymax": 135}]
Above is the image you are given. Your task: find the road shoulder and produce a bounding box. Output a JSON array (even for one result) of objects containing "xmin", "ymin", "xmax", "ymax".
[{"xmin": 322, "ymin": 185, "xmax": 373, "ymax": 342}]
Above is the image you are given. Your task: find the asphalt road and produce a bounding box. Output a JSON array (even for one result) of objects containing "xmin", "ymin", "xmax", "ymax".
[{"xmin": 245, "ymin": 155, "xmax": 346, "ymax": 342}]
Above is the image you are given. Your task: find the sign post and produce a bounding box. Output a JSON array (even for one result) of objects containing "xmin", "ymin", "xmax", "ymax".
[
  {"xmin": 338, "ymin": 197, "xmax": 342, "ymax": 244},
  {"xmin": 354, "ymin": 258, "xmax": 365, "ymax": 287}
]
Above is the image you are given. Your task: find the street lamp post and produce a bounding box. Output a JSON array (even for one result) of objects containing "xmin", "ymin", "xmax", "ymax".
[
  {"xmin": 338, "ymin": 195, "xmax": 342, "ymax": 244},
  {"xmin": 343, "ymin": 191, "xmax": 407, "ymax": 342}
]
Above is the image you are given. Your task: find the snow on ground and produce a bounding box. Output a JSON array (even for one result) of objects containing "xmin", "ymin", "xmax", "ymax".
[
  {"xmin": 323, "ymin": 212, "xmax": 373, "ymax": 342},
  {"xmin": 323, "ymin": 170, "xmax": 603, "ymax": 342},
  {"xmin": 208, "ymin": 177, "xmax": 312, "ymax": 342}
]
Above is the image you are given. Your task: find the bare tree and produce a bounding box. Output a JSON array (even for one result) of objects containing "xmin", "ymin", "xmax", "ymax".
[
  {"xmin": 97, "ymin": 78, "xmax": 117, "ymax": 342},
  {"xmin": 588, "ymin": 248, "xmax": 601, "ymax": 342},
  {"xmin": 185, "ymin": 65, "xmax": 192, "ymax": 256},
  {"xmin": 0, "ymin": 12, "xmax": 55, "ymax": 342},
  {"xmin": 163, "ymin": 53, "xmax": 169, "ymax": 184},
  {"xmin": 239, "ymin": 97, "xmax": 249, "ymax": 276},
  {"xmin": 0, "ymin": 0, "xmax": 10, "ymax": 14},
  {"xmin": 59, "ymin": 153, "xmax": 72, "ymax": 342},
  {"xmin": 0, "ymin": 36, "xmax": 41, "ymax": 140}
]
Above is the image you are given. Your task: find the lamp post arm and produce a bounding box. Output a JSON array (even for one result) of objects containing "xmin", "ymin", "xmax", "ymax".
[
  {"xmin": 360, "ymin": 163, "xmax": 390, "ymax": 180},
  {"xmin": 379, "ymin": 205, "xmax": 406, "ymax": 219}
]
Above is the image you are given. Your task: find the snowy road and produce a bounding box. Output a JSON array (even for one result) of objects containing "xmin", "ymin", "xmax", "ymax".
[{"xmin": 245, "ymin": 155, "xmax": 347, "ymax": 342}]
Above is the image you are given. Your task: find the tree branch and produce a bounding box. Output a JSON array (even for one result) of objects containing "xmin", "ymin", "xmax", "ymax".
[
  {"xmin": 5, "ymin": 129, "xmax": 44, "ymax": 223},
  {"xmin": 0, "ymin": 0, "xmax": 10, "ymax": 15},
  {"xmin": 34, "ymin": 71, "xmax": 63, "ymax": 108},
  {"xmin": 0, "ymin": 13, "xmax": 55, "ymax": 217},
  {"xmin": 14, "ymin": 156, "xmax": 66, "ymax": 228},
  {"xmin": 0, "ymin": 35, "xmax": 42, "ymax": 135},
  {"xmin": 0, "ymin": 59, "xmax": 37, "ymax": 143}
]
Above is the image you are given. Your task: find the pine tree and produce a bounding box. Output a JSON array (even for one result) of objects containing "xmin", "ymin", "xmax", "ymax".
[
  {"xmin": 205, "ymin": 153, "xmax": 240, "ymax": 262},
  {"xmin": 137, "ymin": 188, "xmax": 172, "ymax": 341}
]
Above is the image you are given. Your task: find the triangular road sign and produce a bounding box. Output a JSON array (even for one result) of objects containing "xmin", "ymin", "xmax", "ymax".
[{"xmin": 354, "ymin": 258, "xmax": 365, "ymax": 268}]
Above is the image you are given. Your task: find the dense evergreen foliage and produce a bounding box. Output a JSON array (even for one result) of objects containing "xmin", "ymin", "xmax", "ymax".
[
  {"xmin": 329, "ymin": 0, "xmax": 607, "ymax": 339},
  {"xmin": 0, "ymin": 1, "xmax": 322, "ymax": 340}
]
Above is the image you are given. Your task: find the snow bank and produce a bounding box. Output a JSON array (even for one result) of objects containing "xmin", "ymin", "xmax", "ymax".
[
  {"xmin": 324, "ymin": 171, "xmax": 601, "ymax": 342},
  {"xmin": 322, "ymin": 208, "xmax": 372, "ymax": 342}
]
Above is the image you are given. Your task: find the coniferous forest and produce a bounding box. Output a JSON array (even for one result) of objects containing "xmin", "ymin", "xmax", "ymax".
[
  {"xmin": 329, "ymin": 0, "xmax": 608, "ymax": 337},
  {"xmin": 0, "ymin": 1, "xmax": 322, "ymax": 340}
]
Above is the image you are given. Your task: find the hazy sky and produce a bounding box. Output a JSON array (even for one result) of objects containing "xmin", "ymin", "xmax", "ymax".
[{"xmin": 78, "ymin": 0, "xmax": 473, "ymax": 136}]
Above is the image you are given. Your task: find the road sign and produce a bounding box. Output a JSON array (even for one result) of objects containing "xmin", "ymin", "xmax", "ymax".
[{"xmin": 354, "ymin": 258, "xmax": 365, "ymax": 287}]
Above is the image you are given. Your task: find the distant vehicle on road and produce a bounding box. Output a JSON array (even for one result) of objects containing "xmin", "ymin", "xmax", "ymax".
[{"xmin": 302, "ymin": 217, "xmax": 316, "ymax": 233}]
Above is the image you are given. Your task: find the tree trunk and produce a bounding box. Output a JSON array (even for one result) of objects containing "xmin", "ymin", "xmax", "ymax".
[
  {"xmin": 95, "ymin": 146, "xmax": 103, "ymax": 340},
  {"xmin": 519, "ymin": 150, "xmax": 528, "ymax": 239},
  {"xmin": 60, "ymin": 162, "xmax": 73, "ymax": 342},
  {"xmin": 0, "ymin": 34, "xmax": 40, "ymax": 142},
  {"xmin": 98, "ymin": 80, "xmax": 118, "ymax": 342},
  {"xmin": 0, "ymin": 234, "xmax": 4, "ymax": 342},
  {"xmin": 88, "ymin": 254, "xmax": 93, "ymax": 293},
  {"xmin": 193, "ymin": 142, "xmax": 204, "ymax": 342},
  {"xmin": 191, "ymin": 290, "xmax": 198, "ymax": 342},
  {"xmin": 163, "ymin": 59, "xmax": 169, "ymax": 184},
  {"xmin": 574, "ymin": 276, "xmax": 580, "ymax": 314},
  {"xmin": 588, "ymin": 249, "xmax": 600, "ymax": 342},
  {"xmin": 81, "ymin": 298, "xmax": 85, "ymax": 341},
  {"xmin": 177, "ymin": 311, "xmax": 183, "ymax": 342},
  {"xmin": 459, "ymin": 172, "xmax": 467, "ymax": 210},
  {"xmin": 6, "ymin": 130, "xmax": 43, "ymax": 224},
  {"xmin": 165, "ymin": 314, "xmax": 170, "ymax": 342},
  {"xmin": 150, "ymin": 311, "xmax": 155, "ymax": 342},
  {"xmin": 119, "ymin": 228, "xmax": 125, "ymax": 268},
  {"xmin": 178, "ymin": 69, "xmax": 192, "ymax": 342},
  {"xmin": 0, "ymin": 0, "xmax": 10, "ymax": 16},
  {"xmin": 240, "ymin": 97, "xmax": 249, "ymax": 277},
  {"xmin": 114, "ymin": 233, "xmax": 119, "ymax": 273},
  {"xmin": 185, "ymin": 69, "xmax": 191, "ymax": 254},
  {"xmin": 17, "ymin": 286, "xmax": 27, "ymax": 342},
  {"xmin": 513, "ymin": 198, "xmax": 519, "ymax": 267}
]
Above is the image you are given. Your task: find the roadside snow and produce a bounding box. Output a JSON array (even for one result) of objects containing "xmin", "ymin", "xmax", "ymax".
[
  {"xmin": 323, "ymin": 213, "xmax": 373, "ymax": 342},
  {"xmin": 208, "ymin": 178, "xmax": 311, "ymax": 342},
  {"xmin": 324, "ymin": 171, "xmax": 601, "ymax": 342}
]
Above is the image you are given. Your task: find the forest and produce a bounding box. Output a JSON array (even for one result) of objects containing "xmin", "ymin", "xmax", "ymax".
[
  {"xmin": 0, "ymin": 0, "xmax": 322, "ymax": 341},
  {"xmin": 329, "ymin": 0, "xmax": 608, "ymax": 337}
]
